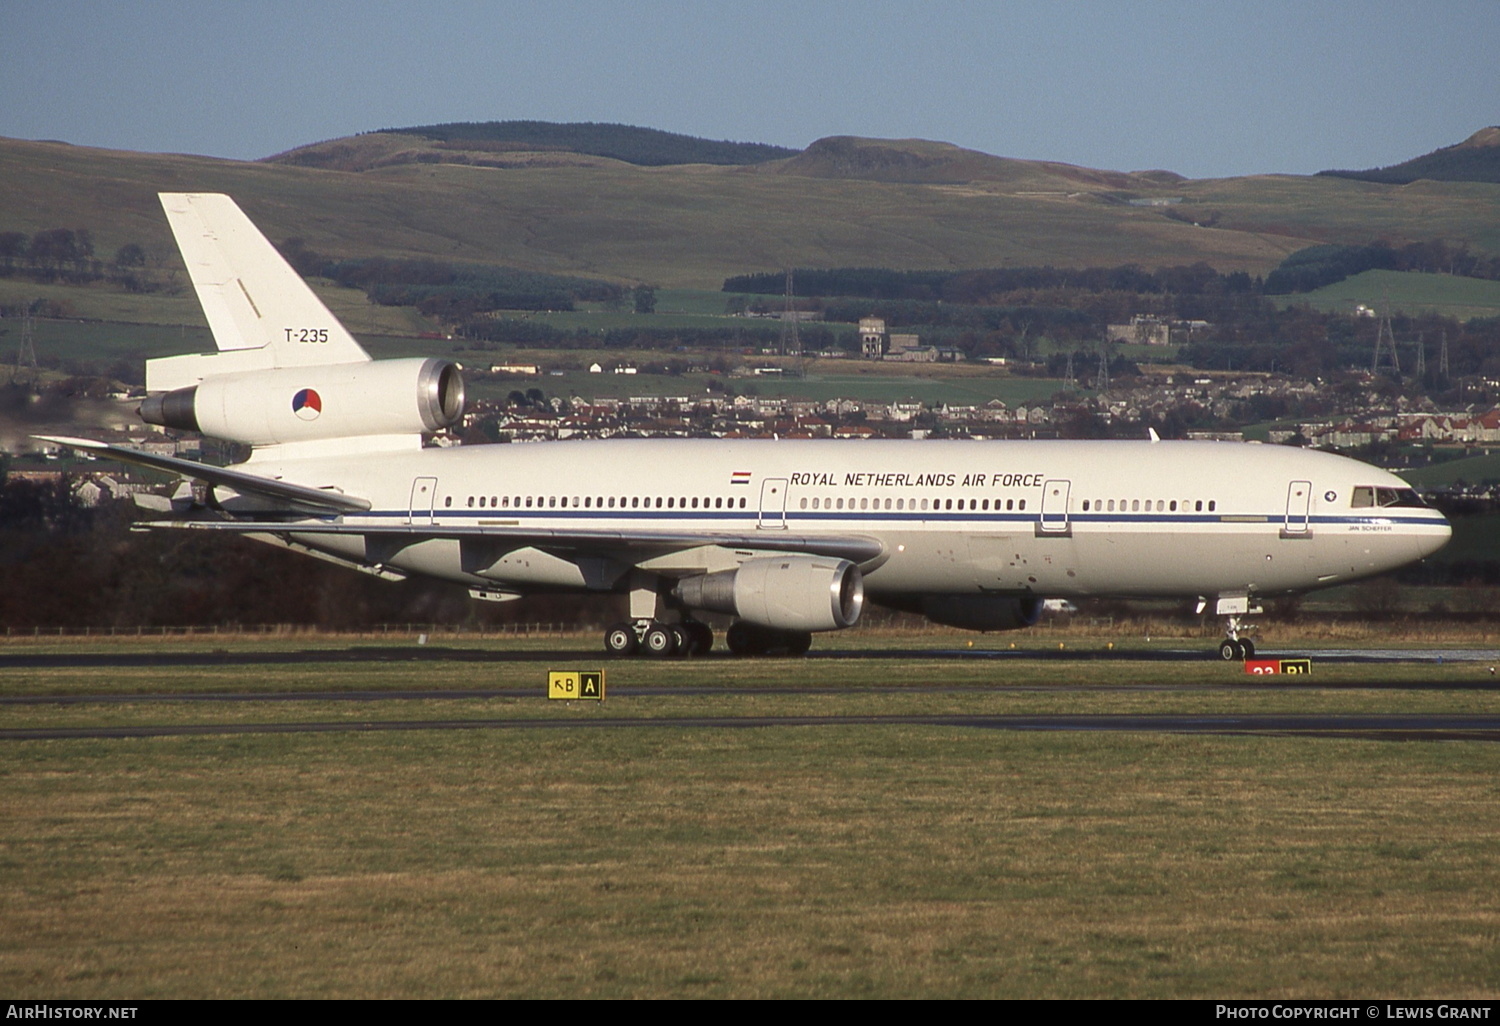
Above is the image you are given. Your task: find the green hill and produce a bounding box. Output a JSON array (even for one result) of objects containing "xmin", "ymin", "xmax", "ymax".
[
  {"xmin": 1, "ymin": 129, "xmax": 1498, "ymax": 293},
  {"xmin": 1319, "ymin": 127, "xmax": 1500, "ymax": 185}
]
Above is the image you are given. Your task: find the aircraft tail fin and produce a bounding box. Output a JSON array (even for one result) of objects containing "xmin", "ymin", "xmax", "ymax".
[{"xmin": 151, "ymin": 193, "xmax": 369, "ymax": 389}]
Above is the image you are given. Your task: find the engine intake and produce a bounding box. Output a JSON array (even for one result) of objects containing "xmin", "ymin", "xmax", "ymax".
[
  {"xmin": 674, "ymin": 556, "xmax": 864, "ymax": 633},
  {"xmin": 141, "ymin": 357, "xmax": 464, "ymax": 447}
]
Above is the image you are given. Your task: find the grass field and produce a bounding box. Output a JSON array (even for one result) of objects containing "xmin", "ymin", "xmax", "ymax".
[
  {"xmin": 0, "ymin": 277, "xmax": 435, "ymax": 337},
  {"xmin": 1402, "ymin": 452, "xmax": 1500, "ymax": 488},
  {"xmin": 1282, "ymin": 269, "xmax": 1500, "ymax": 322},
  {"xmin": 8, "ymin": 312, "xmax": 1076, "ymax": 407},
  {"xmin": 2, "ymin": 631, "xmax": 1499, "ymax": 998}
]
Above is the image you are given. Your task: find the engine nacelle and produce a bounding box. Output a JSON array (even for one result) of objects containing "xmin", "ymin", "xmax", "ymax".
[
  {"xmin": 140, "ymin": 357, "xmax": 465, "ymax": 447},
  {"xmin": 918, "ymin": 594, "xmax": 1042, "ymax": 632},
  {"xmin": 674, "ymin": 556, "xmax": 864, "ymax": 633}
]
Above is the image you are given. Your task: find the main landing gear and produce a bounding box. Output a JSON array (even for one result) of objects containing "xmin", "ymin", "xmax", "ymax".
[
  {"xmin": 602, "ymin": 619, "xmax": 814, "ymax": 658},
  {"xmin": 604, "ymin": 619, "xmax": 714, "ymax": 658}
]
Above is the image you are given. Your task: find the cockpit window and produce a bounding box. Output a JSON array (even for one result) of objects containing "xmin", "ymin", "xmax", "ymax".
[{"xmin": 1352, "ymin": 486, "xmax": 1426, "ymax": 509}]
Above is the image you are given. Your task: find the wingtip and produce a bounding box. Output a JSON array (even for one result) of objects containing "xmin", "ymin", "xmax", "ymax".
[{"xmin": 31, "ymin": 434, "xmax": 106, "ymax": 450}]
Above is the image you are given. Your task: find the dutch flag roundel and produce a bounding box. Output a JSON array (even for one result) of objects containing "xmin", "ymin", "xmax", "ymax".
[{"xmin": 292, "ymin": 388, "xmax": 322, "ymax": 421}]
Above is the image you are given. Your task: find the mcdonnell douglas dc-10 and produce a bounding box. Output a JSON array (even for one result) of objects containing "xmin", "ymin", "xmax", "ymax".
[{"xmin": 44, "ymin": 194, "xmax": 1451, "ymax": 658}]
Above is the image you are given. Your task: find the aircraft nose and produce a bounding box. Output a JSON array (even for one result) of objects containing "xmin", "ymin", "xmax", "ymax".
[{"xmin": 1415, "ymin": 513, "xmax": 1452, "ymax": 560}]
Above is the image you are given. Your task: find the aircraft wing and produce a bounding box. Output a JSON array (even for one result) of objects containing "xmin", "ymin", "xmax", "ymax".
[
  {"xmin": 149, "ymin": 518, "xmax": 886, "ymax": 564},
  {"xmin": 43, "ymin": 435, "xmax": 883, "ymax": 563},
  {"xmin": 35, "ymin": 436, "xmax": 372, "ymax": 514}
]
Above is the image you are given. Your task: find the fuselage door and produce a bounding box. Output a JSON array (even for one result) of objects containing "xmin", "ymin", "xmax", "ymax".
[
  {"xmin": 408, "ymin": 476, "xmax": 438, "ymax": 526},
  {"xmin": 1038, "ymin": 478, "xmax": 1072, "ymax": 535},
  {"xmin": 758, "ymin": 477, "xmax": 788, "ymax": 530},
  {"xmin": 1283, "ymin": 479, "xmax": 1312, "ymax": 536}
]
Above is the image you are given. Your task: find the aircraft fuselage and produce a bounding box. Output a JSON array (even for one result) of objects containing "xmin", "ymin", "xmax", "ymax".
[{"xmin": 243, "ymin": 437, "xmax": 1450, "ymax": 603}]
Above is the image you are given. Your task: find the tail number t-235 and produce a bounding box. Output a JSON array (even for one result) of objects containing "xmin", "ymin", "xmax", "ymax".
[{"xmin": 285, "ymin": 328, "xmax": 330, "ymax": 343}]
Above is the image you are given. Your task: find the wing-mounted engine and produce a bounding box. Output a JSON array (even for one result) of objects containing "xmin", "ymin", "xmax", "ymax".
[
  {"xmin": 140, "ymin": 357, "xmax": 465, "ymax": 448},
  {"xmin": 673, "ymin": 555, "xmax": 864, "ymax": 632}
]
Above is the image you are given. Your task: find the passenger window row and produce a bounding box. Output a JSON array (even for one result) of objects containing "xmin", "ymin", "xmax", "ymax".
[
  {"xmin": 446, "ymin": 494, "xmax": 750, "ymax": 510},
  {"xmin": 1081, "ymin": 498, "xmax": 1217, "ymax": 512},
  {"xmin": 797, "ymin": 496, "xmax": 1027, "ymax": 512}
]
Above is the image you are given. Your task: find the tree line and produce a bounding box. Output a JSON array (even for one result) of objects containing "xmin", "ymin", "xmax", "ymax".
[
  {"xmin": 724, "ymin": 263, "xmax": 1262, "ymax": 302},
  {"xmin": 277, "ymin": 240, "xmax": 628, "ymax": 317},
  {"xmin": 1263, "ymin": 241, "xmax": 1500, "ymax": 294},
  {"xmin": 0, "ymin": 227, "xmax": 163, "ymax": 294},
  {"xmin": 0, "ymin": 469, "xmax": 625, "ymax": 629},
  {"xmin": 1318, "ymin": 138, "xmax": 1500, "ymax": 185},
  {"xmin": 726, "ymin": 241, "xmax": 1499, "ymax": 306}
]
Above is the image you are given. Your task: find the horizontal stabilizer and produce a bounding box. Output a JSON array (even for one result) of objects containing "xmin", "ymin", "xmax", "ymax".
[{"xmin": 35, "ymin": 436, "xmax": 371, "ymax": 514}]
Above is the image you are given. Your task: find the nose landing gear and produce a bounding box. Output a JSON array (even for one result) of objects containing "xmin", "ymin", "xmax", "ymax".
[
  {"xmin": 1218, "ymin": 621, "xmax": 1257, "ymax": 662},
  {"xmin": 1201, "ymin": 594, "xmax": 1260, "ymax": 661}
]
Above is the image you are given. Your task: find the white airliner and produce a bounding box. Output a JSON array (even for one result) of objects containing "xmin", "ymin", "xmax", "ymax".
[{"xmin": 44, "ymin": 194, "xmax": 1451, "ymax": 659}]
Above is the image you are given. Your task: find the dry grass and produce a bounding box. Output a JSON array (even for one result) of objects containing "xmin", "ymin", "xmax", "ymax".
[
  {"xmin": 2, "ymin": 634, "xmax": 1500, "ymax": 997},
  {"xmin": 2, "ymin": 727, "xmax": 1498, "ymax": 998}
]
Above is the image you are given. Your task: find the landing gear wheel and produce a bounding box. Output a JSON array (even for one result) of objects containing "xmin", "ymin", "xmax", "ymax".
[
  {"xmin": 604, "ymin": 622, "xmax": 638, "ymax": 657},
  {"xmin": 1240, "ymin": 638, "xmax": 1255, "ymax": 660},
  {"xmin": 670, "ymin": 624, "xmax": 692, "ymax": 657},
  {"xmin": 682, "ymin": 621, "xmax": 714, "ymax": 656},
  {"xmin": 782, "ymin": 631, "xmax": 813, "ymax": 657},
  {"xmin": 726, "ymin": 621, "xmax": 764, "ymax": 656},
  {"xmin": 642, "ymin": 622, "xmax": 677, "ymax": 658},
  {"xmin": 1219, "ymin": 639, "xmax": 1244, "ymax": 661},
  {"xmin": 727, "ymin": 622, "xmax": 811, "ymax": 657}
]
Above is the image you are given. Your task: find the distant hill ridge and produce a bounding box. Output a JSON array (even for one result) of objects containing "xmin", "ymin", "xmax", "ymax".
[
  {"xmin": 268, "ymin": 120, "xmax": 799, "ymax": 170},
  {"xmin": 770, "ymin": 135, "xmax": 1183, "ymax": 189},
  {"xmin": 4, "ymin": 122, "xmax": 1497, "ymax": 292},
  {"xmin": 1318, "ymin": 127, "xmax": 1500, "ymax": 185}
]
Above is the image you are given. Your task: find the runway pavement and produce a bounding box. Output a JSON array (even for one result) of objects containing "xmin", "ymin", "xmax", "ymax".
[{"xmin": 4, "ymin": 712, "xmax": 1500, "ymax": 743}]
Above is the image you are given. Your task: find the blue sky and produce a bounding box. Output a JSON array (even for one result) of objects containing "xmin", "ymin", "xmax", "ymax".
[{"xmin": 2, "ymin": 0, "xmax": 1496, "ymax": 179}]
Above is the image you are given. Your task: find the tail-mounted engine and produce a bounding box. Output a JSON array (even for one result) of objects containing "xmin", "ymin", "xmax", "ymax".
[{"xmin": 141, "ymin": 357, "xmax": 464, "ymax": 447}]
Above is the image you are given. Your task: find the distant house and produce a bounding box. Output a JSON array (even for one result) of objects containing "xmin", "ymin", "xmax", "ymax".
[
  {"xmin": 883, "ymin": 333, "xmax": 942, "ymax": 362},
  {"xmin": 1107, "ymin": 315, "xmax": 1171, "ymax": 346}
]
